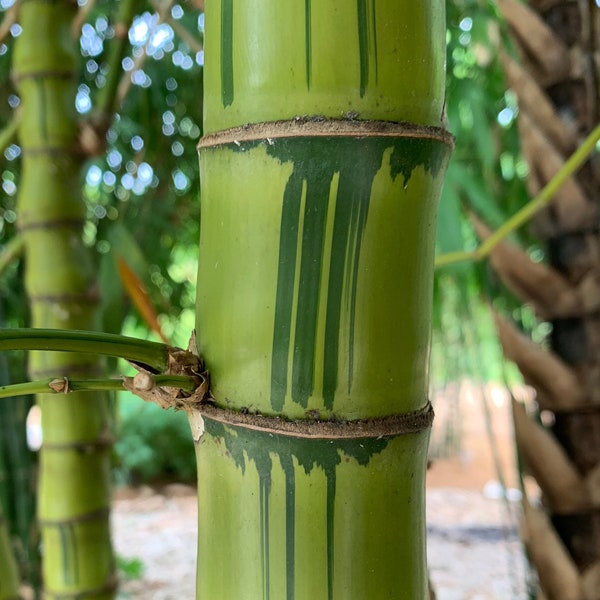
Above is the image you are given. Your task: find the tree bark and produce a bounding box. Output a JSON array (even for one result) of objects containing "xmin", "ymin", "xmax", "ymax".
[{"xmin": 495, "ymin": 1, "xmax": 600, "ymax": 596}]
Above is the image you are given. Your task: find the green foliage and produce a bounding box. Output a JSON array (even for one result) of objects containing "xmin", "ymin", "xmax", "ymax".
[
  {"xmin": 114, "ymin": 392, "xmax": 196, "ymax": 484},
  {"xmin": 116, "ymin": 555, "xmax": 144, "ymax": 581},
  {"xmin": 433, "ymin": 0, "xmax": 537, "ymax": 385}
]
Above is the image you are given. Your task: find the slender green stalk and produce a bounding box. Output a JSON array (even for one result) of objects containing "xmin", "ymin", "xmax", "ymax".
[
  {"xmin": 14, "ymin": 1, "xmax": 117, "ymax": 596},
  {"xmin": 0, "ymin": 329, "xmax": 171, "ymax": 372},
  {"xmin": 435, "ymin": 121, "xmax": 600, "ymax": 268},
  {"xmin": 0, "ymin": 113, "xmax": 20, "ymax": 154},
  {"xmin": 0, "ymin": 374, "xmax": 197, "ymax": 399}
]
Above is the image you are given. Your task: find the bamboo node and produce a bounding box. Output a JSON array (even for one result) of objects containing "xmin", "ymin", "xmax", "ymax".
[
  {"xmin": 199, "ymin": 119, "xmax": 455, "ymax": 150},
  {"xmin": 49, "ymin": 377, "xmax": 69, "ymax": 394},
  {"xmin": 198, "ymin": 401, "xmax": 434, "ymax": 440},
  {"xmin": 123, "ymin": 330, "xmax": 211, "ymax": 411}
]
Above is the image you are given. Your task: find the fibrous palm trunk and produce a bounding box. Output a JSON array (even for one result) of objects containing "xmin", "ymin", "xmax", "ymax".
[
  {"xmin": 14, "ymin": 2, "xmax": 115, "ymax": 598},
  {"xmin": 485, "ymin": 1, "xmax": 600, "ymax": 597},
  {"xmin": 192, "ymin": 1, "xmax": 452, "ymax": 598}
]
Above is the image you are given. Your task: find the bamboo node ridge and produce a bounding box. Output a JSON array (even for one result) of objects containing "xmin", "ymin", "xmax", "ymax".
[
  {"xmin": 198, "ymin": 118, "xmax": 455, "ymax": 150},
  {"xmin": 197, "ymin": 401, "xmax": 434, "ymax": 440}
]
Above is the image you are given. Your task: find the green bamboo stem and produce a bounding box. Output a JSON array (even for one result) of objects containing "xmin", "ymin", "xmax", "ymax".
[
  {"xmin": 13, "ymin": 1, "xmax": 116, "ymax": 596},
  {"xmin": 435, "ymin": 121, "xmax": 600, "ymax": 268},
  {"xmin": 0, "ymin": 374, "xmax": 196, "ymax": 399},
  {"xmin": 0, "ymin": 329, "xmax": 171, "ymax": 372},
  {"xmin": 193, "ymin": 1, "xmax": 451, "ymax": 598}
]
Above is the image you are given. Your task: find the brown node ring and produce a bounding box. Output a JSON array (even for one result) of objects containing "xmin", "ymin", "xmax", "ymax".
[{"xmin": 198, "ymin": 401, "xmax": 434, "ymax": 440}]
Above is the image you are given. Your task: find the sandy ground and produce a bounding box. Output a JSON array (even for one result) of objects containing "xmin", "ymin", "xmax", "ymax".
[{"xmin": 113, "ymin": 383, "xmax": 532, "ymax": 599}]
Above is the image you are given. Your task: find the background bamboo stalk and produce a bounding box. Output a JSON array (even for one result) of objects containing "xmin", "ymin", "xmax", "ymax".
[{"xmin": 13, "ymin": 1, "xmax": 115, "ymax": 597}]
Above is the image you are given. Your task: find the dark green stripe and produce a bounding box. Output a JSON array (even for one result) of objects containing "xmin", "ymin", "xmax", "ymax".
[
  {"xmin": 324, "ymin": 153, "xmax": 377, "ymax": 405},
  {"xmin": 305, "ymin": 0, "xmax": 312, "ymax": 89},
  {"xmin": 220, "ymin": 0, "xmax": 234, "ymax": 107},
  {"xmin": 357, "ymin": 0, "xmax": 368, "ymax": 97},
  {"xmin": 292, "ymin": 175, "xmax": 330, "ymax": 407},
  {"xmin": 370, "ymin": 0, "xmax": 378, "ymax": 83},
  {"xmin": 322, "ymin": 180, "xmax": 354, "ymax": 408},
  {"xmin": 57, "ymin": 523, "xmax": 78, "ymax": 585},
  {"xmin": 35, "ymin": 80, "xmax": 49, "ymax": 142},
  {"xmin": 260, "ymin": 478, "xmax": 270, "ymax": 600},
  {"xmin": 357, "ymin": 0, "xmax": 378, "ymax": 95},
  {"xmin": 264, "ymin": 137, "xmax": 447, "ymax": 411},
  {"xmin": 280, "ymin": 454, "xmax": 296, "ymax": 600},
  {"xmin": 347, "ymin": 186, "xmax": 370, "ymax": 393},
  {"xmin": 270, "ymin": 171, "xmax": 304, "ymax": 411}
]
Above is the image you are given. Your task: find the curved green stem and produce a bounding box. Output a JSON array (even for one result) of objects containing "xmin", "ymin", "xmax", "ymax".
[
  {"xmin": 435, "ymin": 121, "xmax": 600, "ymax": 268},
  {"xmin": 0, "ymin": 374, "xmax": 196, "ymax": 399},
  {"xmin": 0, "ymin": 111, "xmax": 20, "ymax": 154},
  {"xmin": 0, "ymin": 235, "xmax": 24, "ymax": 278},
  {"xmin": 0, "ymin": 328, "xmax": 173, "ymax": 372}
]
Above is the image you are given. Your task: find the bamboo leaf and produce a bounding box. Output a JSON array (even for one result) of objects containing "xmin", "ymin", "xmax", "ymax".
[
  {"xmin": 117, "ymin": 256, "xmax": 170, "ymax": 343},
  {"xmin": 0, "ymin": 328, "xmax": 172, "ymax": 372}
]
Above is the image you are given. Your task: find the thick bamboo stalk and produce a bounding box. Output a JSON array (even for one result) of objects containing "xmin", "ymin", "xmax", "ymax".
[
  {"xmin": 13, "ymin": 2, "xmax": 115, "ymax": 597},
  {"xmin": 193, "ymin": 1, "xmax": 451, "ymax": 598}
]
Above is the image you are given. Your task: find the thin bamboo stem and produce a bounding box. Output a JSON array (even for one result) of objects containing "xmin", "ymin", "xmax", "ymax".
[
  {"xmin": 435, "ymin": 122, "xmax": 600, "ymax": 268},
  {"xmin": 0, "ymin": 236, "xmax": 24, "ymax": 278},
  {"xmin": 0, "ymin": 374, "xmax": 196, "ymax": 399},
  {"xmin": 0, "ymin": 329, "xmax": 172, "ymax": 372},
  {"xmin": 0, "ymin": 113, "xmax": 20, "ymax": 154}
]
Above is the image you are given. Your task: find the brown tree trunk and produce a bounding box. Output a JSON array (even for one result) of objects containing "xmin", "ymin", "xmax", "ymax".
[{"xmin": 490, "ymin": 1, "xmax": 600, "ymax": 597}]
